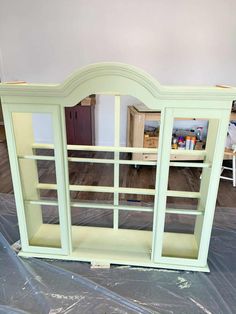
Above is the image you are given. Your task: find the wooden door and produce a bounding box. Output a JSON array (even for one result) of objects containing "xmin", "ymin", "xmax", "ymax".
[
  {"xmin": 65, "ymin": 104, "xmax": 95, "ymax": 145},
  {"xmin": 74, "ymin": 105, "xmax": 94, "ymax": 145},
  {"xmin": 65, "ymin": 107, "xmax": 75, "ymax": 144}
]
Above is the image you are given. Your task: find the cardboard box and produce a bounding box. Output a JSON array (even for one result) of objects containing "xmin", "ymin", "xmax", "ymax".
[
  {"xmin": 81, "ymin": 95, "xmax": 96, "ymax": 106},
  {"xmin": 143, "ymin": 135, "xmax": 158, "ymax": 148}
]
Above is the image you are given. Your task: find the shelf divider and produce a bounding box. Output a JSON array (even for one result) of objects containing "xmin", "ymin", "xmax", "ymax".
[{"xmin": 166, "ymin": 208, "xmax": 204, "ymax": 216}]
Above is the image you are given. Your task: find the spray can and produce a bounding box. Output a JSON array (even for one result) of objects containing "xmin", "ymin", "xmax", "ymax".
[
  {"xmin": 196, "ymin": 127, "xmax": 204, "ymax": 141},
  {"xmin": 178, "ymin": 136, "xmax": 185, "ymax": 150},
  {"xmin": 172, "ymin": 136, "xmax": 178, "ymax": 149},
  {"xmin": 190, "ymin": 136, "xmax": 196, "ymax": 150},
  {"xmin": 185, "ymin": 136, "xmax": 191, "ymax": 150}
]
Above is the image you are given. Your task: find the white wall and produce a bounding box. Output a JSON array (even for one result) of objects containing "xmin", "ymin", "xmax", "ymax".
[{"xmin": 1, "ymin": 0, "xmax": 236, "ymax": 144}]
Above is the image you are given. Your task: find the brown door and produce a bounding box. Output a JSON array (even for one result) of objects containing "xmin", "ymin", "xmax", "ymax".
[{"xmin": 65, "ymin": 104, "xmax": 95, "ymax": 145}]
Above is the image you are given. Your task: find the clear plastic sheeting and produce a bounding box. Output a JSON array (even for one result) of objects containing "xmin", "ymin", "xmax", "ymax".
[{"xmin": 0, "ymin": 193, "xmax": 236, "ymax": 313}]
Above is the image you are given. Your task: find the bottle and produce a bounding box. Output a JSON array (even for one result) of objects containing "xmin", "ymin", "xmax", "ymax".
[
  {"xmin": 196, "ymin": 127, "xmax": 203, "ymax": 141},
  {"xmin": 178, "ymin": 136, "xmax": 185, "ymax": 150},
  {"xmin": 190, "ymin": 136, "xmax": 196, "ymax": 150},
  {"xmin": 172, "ymin": 137, "xmax": 178, "ymax": 149},
  {"xmin": 185, "ymin": 136, "xmax": 191, "ymax": 150}
]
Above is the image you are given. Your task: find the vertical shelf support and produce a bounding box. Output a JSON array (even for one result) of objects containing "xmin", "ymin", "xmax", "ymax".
[
  {"xmin": 113, "ymin": 95, "xmax": 121, "ymax": 229},
  {"xmin": 152, "ymin": 108, "xmax": 174, "ymax": 261},
  {"xmin": 195, "ymin": 113, "xmax": 231, "ymax": 265}
]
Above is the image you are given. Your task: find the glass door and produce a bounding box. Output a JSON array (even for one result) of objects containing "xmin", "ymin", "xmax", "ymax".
[
  {"xmin": 5, "ymin": 104, "xmax": 69, "ymax": 255},
  {"xmin": 152, "ymin": 107, "xmax": 229, "ymax": 269}
]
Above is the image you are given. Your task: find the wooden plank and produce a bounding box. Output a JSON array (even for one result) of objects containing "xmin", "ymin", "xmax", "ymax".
[
  {"xmin": 68, "ymin": 157, "xmax": 156, "ymax": 166},
  {"xmin": 60, "ymin": 104, "xmax": 73, "ymax": 254},
  {"xmin": 170, "ymin": 149, "xmax": 206, "ymax": 156},
  {"xmin": 166, "ymin": 208, "xmax": 204, "ymax": 216},
  {"xmin": 152, "ymin": 108, "xmax": 174, "ymax": 262},
  {"xmin": 26, "ymin": 200, "xmax": 58, "ymax": 206},
  {"xmin": 26, "ymin": 199, "xmax": 153, "ymax": 212},
  {"xmin": 169, "ymin": 162, "xmax": 211, "ymax": 168},
  {"xmin": 32, "ymin": 143, "xmax": 54, "ymax": 150},
  {"xmin": 32, "ymin": 143, "xmax": 212, "ymax": 161},
  {"xmin": 33, "ymin": 143, "xmax": 157, "ymax": 154},
  {"xmin": 37, "ymin": 183, "xmax": 156, "ymax": 195},
  {"xmin": 71, "ymin": 202, "xmax": 153, "ymax": 212},
  {"xmin": 68, "ymin": 157, "xmax": 115, "ymax": 164},
  {"xmin": 18, "ymin": 155, "xmax": 55, "ymax": 161},
  {"xmin": 167, "ymin": 190, "xmax": 201, "ymax": 198}
]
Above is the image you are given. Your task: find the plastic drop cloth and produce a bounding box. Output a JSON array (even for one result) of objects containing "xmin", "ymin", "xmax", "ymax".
[{"xmin": 0, "ymin": 192, "xmax": 236, "ymax": 314}]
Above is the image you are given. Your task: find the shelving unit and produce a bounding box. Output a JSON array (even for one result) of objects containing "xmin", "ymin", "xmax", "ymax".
[
  {"xmin": 127, "ymin": 104, "xmax": 236, "ymax": 161},
  {"xmin": 0, "ymin": 62, "xmax": 236, "ymax": 272}
]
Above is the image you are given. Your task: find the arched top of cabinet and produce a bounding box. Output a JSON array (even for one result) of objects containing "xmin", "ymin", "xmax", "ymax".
[{"xmin": 0, "ymin": 62, "xmax": 236, "ymax": 110}]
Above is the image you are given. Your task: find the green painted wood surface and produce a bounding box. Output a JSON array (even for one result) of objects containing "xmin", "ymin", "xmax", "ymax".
[{"xmin": 0, "ymin": 62, "xmax": 236, "ymax": 271}]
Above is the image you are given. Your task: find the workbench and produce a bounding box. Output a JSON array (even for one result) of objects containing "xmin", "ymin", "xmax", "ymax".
[{"xmin": 127, "ymin": 104, "xmax": 236, "ymax": 161}]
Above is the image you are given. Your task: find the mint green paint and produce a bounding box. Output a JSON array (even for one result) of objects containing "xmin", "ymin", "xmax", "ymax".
[{"xmin": 0, "ymin": 62, "xmax": 235, "ymax": 271}]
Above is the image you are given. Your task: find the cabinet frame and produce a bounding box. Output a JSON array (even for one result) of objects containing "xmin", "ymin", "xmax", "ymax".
[
  {"xmin": 0, "ymin": 62, "xmax": 235, "ymax": 272},
  {"xmin": 2, "ymin": 104, "xmax": 70, "ymax": 255},
  {"xmin": 152, "ymin": 107, "xmax": 230, "ymax": 269}
]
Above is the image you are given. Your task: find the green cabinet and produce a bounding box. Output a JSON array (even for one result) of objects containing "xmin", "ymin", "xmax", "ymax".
[{"xmin": 0, "ymin": 63, "xmax": 235, "ymax": 271}]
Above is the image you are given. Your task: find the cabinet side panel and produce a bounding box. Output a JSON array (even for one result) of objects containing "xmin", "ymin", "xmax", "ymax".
[
  {"xmin": 12, "ymin": 113, "xmax": 42, "ymax": 239},
  {"xmin": 195, "ymin": 112, "xmax": 230, "ymax": 265}
]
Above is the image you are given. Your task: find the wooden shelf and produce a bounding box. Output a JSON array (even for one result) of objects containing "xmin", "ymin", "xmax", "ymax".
[
  {"xmin": 29, "ymin": 224, "xmax": 198, "ymax": 263},
  {"xmin": 30, "ymin": 224, "xmax": 152, "ymax": 263},
  {"xmin": 30, "ymin": 224, "xmax": 61, "ymax": 248},
  {"xmin": 162, "ymin": 232, "xmax": 198, "ymax": 259}
]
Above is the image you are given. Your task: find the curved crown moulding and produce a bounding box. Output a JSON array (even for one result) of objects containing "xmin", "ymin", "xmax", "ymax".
[{"xmin": 0, "ymin": 62, "xmax": 235, "ymax": 109}]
